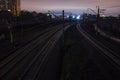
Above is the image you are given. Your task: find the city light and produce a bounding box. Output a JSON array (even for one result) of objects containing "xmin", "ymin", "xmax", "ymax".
[
  {"xmin": 101, "ymin": 15, "xmax": 106, "ymax": 17},
  {"xmin": 8, "ymin": 9, "xmax": 11, "ymax": 12},
  {"xmin": 76, "ymin": 15, "xmax": 80, "ymax": 20},
  {"xmin": 72, "ymin": 15, "xmax": 75, "ymax": 19},
  {"xmin": 67, "ymin": 15, "xmax": 69, "ymax": 18},
  {"xmin": 47, "ymin": 13, "xmax": 50, "ymax": 16}
]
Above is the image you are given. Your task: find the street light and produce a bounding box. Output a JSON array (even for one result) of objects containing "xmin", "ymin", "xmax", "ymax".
[{"xmin": 8, "ymin": 9, "xmax": 11, "ymax": 12}]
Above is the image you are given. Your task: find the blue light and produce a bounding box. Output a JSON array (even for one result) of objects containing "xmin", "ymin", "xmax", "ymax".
[
  {"xmin": 72, "ymin": 15, "xmax": 75, "ymax": 19},
  {"xmin": 76, "ymin": 15, "xmax": 80, "ymax": 20}
]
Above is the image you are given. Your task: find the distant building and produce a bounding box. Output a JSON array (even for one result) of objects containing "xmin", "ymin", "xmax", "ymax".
[
  {"xmin": 0, "ymin": 0, "xmax": 21, "ymax": 16},
  {"xmin": 0, "ymin": 0, "xmax": 7, "ymax": 10}
]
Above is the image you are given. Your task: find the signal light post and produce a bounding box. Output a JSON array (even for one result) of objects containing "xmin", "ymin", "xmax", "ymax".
[
  {"xmin": 8, "ymin": 25, "xmax": 14, "ymax": 46},
  {"xmin": 10, "ymin": 27, "xmax": 13, "ymax": 44},
  {"xmin": 7, "ymin": 19, "xmax": 14, "ymax": 47},
  {"xmin": 7, "ymin": 10, "xmax": 15, "ymax": 48}
]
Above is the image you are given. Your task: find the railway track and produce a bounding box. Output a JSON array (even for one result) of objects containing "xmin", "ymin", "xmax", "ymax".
[
  {"xmin": 0, "ymin": 22, "xmax": 64, "ymax": 61},
  {"xmin": 83, "ymin": 23, "xmax": 120, "ymax": 56},
  {"xmin": 0, "ymin": 23, "xmax": 73, "ymax": 80},
  {"xmin": 77, "ymin": 23, "xmax": 120, "ymax": 74}
]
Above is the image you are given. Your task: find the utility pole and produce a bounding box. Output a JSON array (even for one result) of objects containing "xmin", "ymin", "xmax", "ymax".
[
  {"xmin": 97, "ymin": 6, "xmax": 100, "ymax": 27},
  {"xmin": 62, "ymin": 10, "xmax": 65, "ymax": 25},
  {"xmin": 62, "ymin": 10, "xmax": 65, "ymax": 43}
]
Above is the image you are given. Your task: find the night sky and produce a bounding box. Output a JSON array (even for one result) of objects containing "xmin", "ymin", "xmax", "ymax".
[{"xmin": 21, "ymin": 0, "xmax": 120, "ymax": 16}]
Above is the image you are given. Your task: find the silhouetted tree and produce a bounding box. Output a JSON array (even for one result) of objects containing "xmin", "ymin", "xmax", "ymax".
[
  {"xmin": 36, "ymin": 13, "xmax": 51, "ymax": 23},
  {"xmin": 118, "ymin": 14, "xmax": 120, "ymax": 19},
  {"xmin": 20, "ymin": 11, "xmax": 36, "ymax": 22}
]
